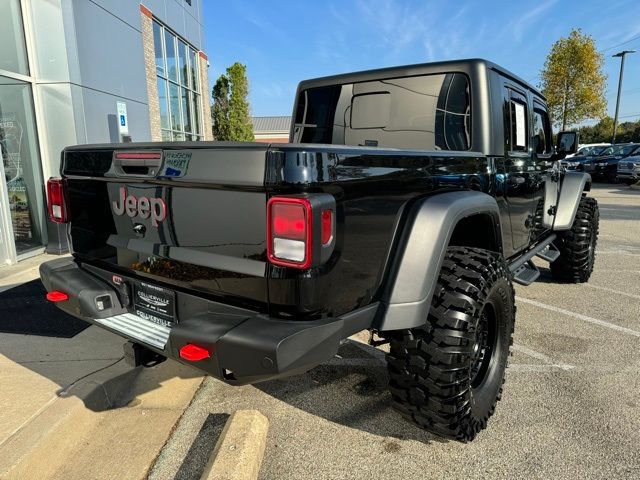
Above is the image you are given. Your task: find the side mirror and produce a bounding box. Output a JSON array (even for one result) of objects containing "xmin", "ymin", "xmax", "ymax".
[{"xmin": 556, "ymin": 131, "xmax": 578, "ymax": 155}]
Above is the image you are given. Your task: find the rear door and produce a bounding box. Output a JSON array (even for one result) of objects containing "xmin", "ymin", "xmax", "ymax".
[
  {"xmin": 502, "ymin": 86, "xmax": 543, "ymax": 252},
  {"xmin": 63, "ymin": 144, "xmax": 270, "ymax": 311}
]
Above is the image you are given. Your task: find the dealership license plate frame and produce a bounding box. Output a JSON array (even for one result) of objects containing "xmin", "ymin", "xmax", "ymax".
[{"xmin": 133, "ymin": 281, "xmax": 176, "ymax": 326}]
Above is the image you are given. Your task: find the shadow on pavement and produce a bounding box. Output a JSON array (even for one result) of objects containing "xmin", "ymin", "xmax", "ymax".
[
  {"xmin": 174, "ymin": 413, "xmax": 229, "ymax": 480},
  {"xmin": 256, "ymin": 341, "xmax": 443, "ymax": 445},
  {"xmin": 0, "ymin": 279, "xmax": 201, "ymax": 413},
  {"xmin": 0, "ymin": 280, "xmax": 89, "ymax": 337}
]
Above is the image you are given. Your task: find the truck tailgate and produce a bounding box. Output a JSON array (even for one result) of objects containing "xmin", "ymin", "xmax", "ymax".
[{"xmin": 62, "ymin": 143, "xmax": 270, "ymax": 310}]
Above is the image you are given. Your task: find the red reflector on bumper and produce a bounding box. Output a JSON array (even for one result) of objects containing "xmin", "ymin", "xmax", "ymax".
[
  {"xmin": 179, "ymin": 344, "xmax": 210, "ymax": 361},
  {"xmin": 46, "ymin": 291, "xmax": 69, "ymax": 302}
]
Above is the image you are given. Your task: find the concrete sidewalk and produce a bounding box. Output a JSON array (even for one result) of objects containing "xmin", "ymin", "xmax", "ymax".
[
  {"xmin": 0, "ymin": 253, "xmax": 65, "ymax": 292},
  {"xmin": 0, "ymin": 254, "xmax": 205, "ymax": 479}
]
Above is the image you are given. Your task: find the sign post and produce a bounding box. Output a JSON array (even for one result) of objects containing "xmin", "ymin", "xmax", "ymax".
[{"xmin": 116, "ymin": 101, "xmax": 129, "ymax": 141}]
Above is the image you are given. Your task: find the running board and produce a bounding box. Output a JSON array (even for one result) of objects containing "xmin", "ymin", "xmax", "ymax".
[
  {"xmin": 95, "ymin": 313, "xmax": 170, "ymax": 350},
  {"xmin": 512, "ymin": 260, "xmax": 540, "ymax": 286},
  {"xmin": 508, "ymin": 234, "xmax": 557, "ymax": 286},
  {"xmin": 536, "ymin": 243, "xmax": 560, "ymax": 263}
]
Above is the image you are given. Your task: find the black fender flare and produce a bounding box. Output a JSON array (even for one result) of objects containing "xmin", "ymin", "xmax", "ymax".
[{"xmin": 375, "ymin": 191, "xmax": 502, "ymax": 331}]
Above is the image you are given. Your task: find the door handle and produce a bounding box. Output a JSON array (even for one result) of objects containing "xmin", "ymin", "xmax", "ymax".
[{"xmin": 509, "ymin": 176, "xmax": 526, "ymax": 185}]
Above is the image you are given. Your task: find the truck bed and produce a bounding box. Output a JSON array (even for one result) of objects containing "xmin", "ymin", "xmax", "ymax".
[{"xmin": 61, "ymin": 141, "xmax": 489, "ymax": 320}]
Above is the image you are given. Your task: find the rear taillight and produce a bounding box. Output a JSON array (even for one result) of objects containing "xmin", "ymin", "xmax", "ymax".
[
  {"xmin": 267, "ymin": 197, "xmax": 313, "ymax": 268},
  {"xmin": 267, "ymin": 195, "xmax": 336, "ymax": 269},
  {"xmin": 321, "ymin": 209, "xmax": 333, "ymax": 245},
  {"xmin": 47, "ymin": 178, "xmax": 68, "ymax": 223}
]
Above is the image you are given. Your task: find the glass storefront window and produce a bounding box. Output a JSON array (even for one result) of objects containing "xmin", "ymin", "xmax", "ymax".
[
  {"xmin": 157, "ymin": 78, "xmax": 169, "ymax": 129},
  {"xmin": 153, "ymin": 21, "xmax": 165, "ymax": 77},
  {"xmin": 178, "ymin": 40, "xmax": 188, "ymax": 87},
  {"xmin": 0, "ymin": 0, "xmax": 30, "ymax": 75},
  {"xmin": 152, "ymin": 20, "xmax": 203, "ymax": 141},
  {"xmin": 0, "ymin": 76, "xmax": 45, "ymax": 254},
  {"xmin": 164, "ymin": 30, "xmax": 177, "ymax": 83},
  {"xmin": 192, "ymin": 92, "xmax": 200, "ymax": 134},
  {"xmin": 189, "ymin": 48, "xmax": 198, "ymax": 92},
  {"xmin": 181, "ymin": 88, "xmax": 191, "ymax": 133},
  {"xmin": 169, "ymin": 82, "xmax": 181, "ymax": 131}
]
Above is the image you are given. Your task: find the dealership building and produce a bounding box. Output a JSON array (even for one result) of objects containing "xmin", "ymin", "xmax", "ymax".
[
  {"xmin": 252, "ymin": 116, "xmax": 291, "ymax": 143},
  {"xmin": 0, "ymin": 0, "xmax": 212, "ymax": 266}
]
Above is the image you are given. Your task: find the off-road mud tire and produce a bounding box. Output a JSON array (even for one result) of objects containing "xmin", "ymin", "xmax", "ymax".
[{"xmin": 386, "ymin": 247, "xmax": 515, "ymax": 442}]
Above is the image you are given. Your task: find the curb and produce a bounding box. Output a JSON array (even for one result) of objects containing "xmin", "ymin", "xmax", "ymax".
[{"xmin": 201, "ymin": 410, "xmax": 269, "ymax": 480}]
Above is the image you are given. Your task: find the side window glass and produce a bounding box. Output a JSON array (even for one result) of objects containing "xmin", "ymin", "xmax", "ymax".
[
  {"xmin": 294, "ymin": 72, "xmax": 471, "ymax": 150},
  {"xmin": 509, "ymin": 97, "xmax": 528, "ymax": 152},
  {"xmin": 533, "ymin": 107, "xmax": 551, "ymax": 155}
]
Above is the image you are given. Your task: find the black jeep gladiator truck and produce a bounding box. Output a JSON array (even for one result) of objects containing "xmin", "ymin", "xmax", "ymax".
[{"xmin": 41, "ymin": 59, "xmax": 599, "ymax": 442}]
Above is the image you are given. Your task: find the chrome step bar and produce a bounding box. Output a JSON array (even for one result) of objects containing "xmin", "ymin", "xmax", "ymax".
[{"xmin": 95, "ymin": 312, "xmax": 170, "ymax": 350}]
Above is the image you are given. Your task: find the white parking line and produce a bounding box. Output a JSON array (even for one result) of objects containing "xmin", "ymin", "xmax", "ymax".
[
  {"xmin": 516, "ymin": 296, "xmax": 640, "ymax": 338},
  {"xmin": 512, "ymin": 344, "xmax": 575, "ymax": 371},
  {"xmin": 596, "ymin": 269, "xmax": 640, "ymax": 273},
  {"xmin": 597, "ymin": 251, "xmax": 640, "ymax": 256},
  {"xmin": 583, "ymin": 283, "xmax": 640, "ymax": 301},
  {"xmin": 508, "ymin": 364, "xmax": 573, "ymax": 373}
]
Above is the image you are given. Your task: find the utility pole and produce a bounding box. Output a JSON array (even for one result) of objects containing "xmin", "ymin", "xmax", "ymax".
[{"xmin": 612, "ymin": 50, "xmax": 635, "ymax": 143}]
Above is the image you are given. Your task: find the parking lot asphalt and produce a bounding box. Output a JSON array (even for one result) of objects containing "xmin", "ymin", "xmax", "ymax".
[{"xmin": 159, "ymin": 184, "xmax": 640, "ymax": 480}]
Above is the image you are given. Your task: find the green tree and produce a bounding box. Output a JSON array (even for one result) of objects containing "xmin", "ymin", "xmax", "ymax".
[
  {"xmin": 579, "ymin": 116, "xmax": 640, "ymax": 143},
  {"xmin": 212, "ymin": 74, "xmax": 230, "ymax": 141},
  {"xmin": 540, "ymin": 29, "xmax": 607, "ymax": 130},
  {"xmin": 579, "ymin": 117, "xmax": 614, "ymax": 143},
  {"xmin": 211, "ymin": 62, "xmax": 254, "ymax": 141}
]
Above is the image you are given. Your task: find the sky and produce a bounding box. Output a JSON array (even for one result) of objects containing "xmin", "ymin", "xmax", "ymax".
[{"xmin": 202, "ymin": 0, "xmax": 640, "ymax": 125}]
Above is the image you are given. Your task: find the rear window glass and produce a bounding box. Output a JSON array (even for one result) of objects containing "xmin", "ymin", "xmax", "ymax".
[
  {"xmin": 64, "ymin": 151, "xmax": 113, "ymax": 176},
  {"xmin": 293, "ymin": 72, "xmax": 472, "ymax": 151}
]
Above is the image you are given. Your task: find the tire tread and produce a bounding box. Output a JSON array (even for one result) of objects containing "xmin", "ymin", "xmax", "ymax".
[
  {"xmin": 386, "ymin": 247, "xmax": 515, "ymax": 442},
  {"xmin": 550, "ymin": 196, "xmax": 599, "ymax": 283}
]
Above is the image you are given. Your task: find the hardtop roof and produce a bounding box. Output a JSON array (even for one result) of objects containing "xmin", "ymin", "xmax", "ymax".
[{"xmin": 296, "ymin": 58, "xmax": 545, "ymax": 100}]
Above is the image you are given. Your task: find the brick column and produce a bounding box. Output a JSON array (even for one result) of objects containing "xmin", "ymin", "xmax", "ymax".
[
  {"xmin": 140, "ymin": 4, "xmax": 162, "ymax": 141},
  {"xmin": 198, "ymin": 51, "xmax": 213, "ymax": 140}
]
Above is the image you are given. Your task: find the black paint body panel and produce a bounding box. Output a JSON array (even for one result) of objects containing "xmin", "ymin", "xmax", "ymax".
[
  {"xmin": 60, "ymin": 59, "xmax": 553, "ymax": 322},
  {"xmin": 62, "ymin": 144, "xmax": 491, "ymax": 319}
]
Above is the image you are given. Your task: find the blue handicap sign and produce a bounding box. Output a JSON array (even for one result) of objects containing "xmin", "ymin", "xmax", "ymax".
[{"xmin": 120, "ymin": 115, "xmax": 126, "ymax": 126}]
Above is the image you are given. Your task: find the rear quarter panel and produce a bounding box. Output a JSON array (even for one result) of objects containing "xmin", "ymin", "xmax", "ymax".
[{"xmin": 264, "ymin": 145, "xmax": 490, "ymax": 318}]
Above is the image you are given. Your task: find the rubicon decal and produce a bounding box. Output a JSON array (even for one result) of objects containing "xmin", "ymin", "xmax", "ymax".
[{"xmin": 112, "ymin": 187, "xmax": 167, "ymax": 226}]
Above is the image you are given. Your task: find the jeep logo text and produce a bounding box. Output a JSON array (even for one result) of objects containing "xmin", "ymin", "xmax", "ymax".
[{"xmin": 112, "ymin": 187, "xmax": 167, "ymax": 227}]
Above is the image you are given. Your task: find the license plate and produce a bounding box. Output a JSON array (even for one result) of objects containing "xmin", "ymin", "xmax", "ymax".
[{"xmin": 133, "ymin": 282, "xmax": 176, "ymax": 326}]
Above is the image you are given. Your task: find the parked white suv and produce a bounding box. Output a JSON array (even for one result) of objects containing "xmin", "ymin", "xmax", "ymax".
[{"xmin": 565, "ymin": 143, "xmax": 611, "ymax": 159}]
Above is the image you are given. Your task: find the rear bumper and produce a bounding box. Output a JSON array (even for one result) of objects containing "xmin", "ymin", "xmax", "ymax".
[{"xmin": 40, "ymin": 258, "xmax": 377, "ymax": 385}]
